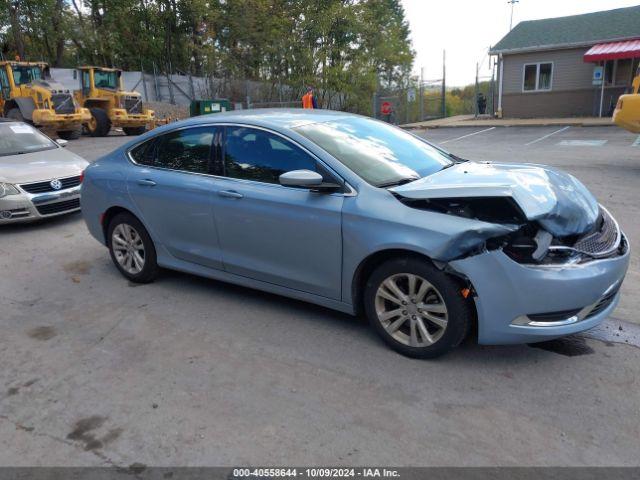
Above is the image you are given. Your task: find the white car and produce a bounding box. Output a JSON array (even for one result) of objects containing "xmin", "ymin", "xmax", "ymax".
[{"xmin": 0, "ymin": 120, "xmax": 89, "ymax": 224}]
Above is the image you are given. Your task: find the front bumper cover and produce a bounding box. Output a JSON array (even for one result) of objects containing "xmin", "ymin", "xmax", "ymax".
[
  {"xmin": 449, "ymin": 240, "xmax": 630, "ymax": 345},
  {"xmin": 0, "ymin": 186, "xmax": 81, "ymax": 224}
]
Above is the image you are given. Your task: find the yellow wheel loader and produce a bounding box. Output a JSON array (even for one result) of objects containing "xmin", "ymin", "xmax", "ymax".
[
  {"xmin": 74, "ymin": 66, "xmax": 154, "ymax": 137},
  {"xmin": 613, "ymin": 65, "xmax": 640, "ymax": 134},
  {"xmin": 0, "ymin": 61, "xmax": 91, "ymax": 139}
]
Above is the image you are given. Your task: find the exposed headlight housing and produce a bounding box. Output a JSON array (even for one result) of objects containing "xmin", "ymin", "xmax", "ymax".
[{"xmin": 0, "ymin": 183, "xmax": 20, "ymax": 198}]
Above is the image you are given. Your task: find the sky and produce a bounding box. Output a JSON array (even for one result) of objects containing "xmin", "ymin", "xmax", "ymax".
[{"xmin": 401, "ymin": 0, "xmax": 640, "ymax": 87}]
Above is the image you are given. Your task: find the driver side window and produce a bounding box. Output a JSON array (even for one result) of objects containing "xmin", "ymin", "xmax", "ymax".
[{"xmin": 223, "ymin": 127, "xmax": 319, "ymax": 184}]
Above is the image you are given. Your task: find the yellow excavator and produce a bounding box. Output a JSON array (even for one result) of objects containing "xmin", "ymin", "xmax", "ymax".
[
  {"xmin": 0, "ymin": 60, "xmax": 91, "ymax": 139},
  {"xmin": 613, "ymin": 65, "xmax": 640, "ymax": 133},
  {"xmin": 74, "ymin": 66, "xmax": 154, "ymax": 136}
]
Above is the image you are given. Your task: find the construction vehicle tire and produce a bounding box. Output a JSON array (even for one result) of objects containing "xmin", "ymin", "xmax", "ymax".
[
  {"xmin": 7, "ymin": 108, "xmax": 25, "ymax": 122},
  {"xmin": 87, "ymin": 108, "xmax": 111, "ymax": 137},
  {"xmin": 123, "ymin": 126, "xmax": 147, "ymax": 136},
  {"xmin": 57, "ymin": 129, "xmax": 81, "ymax": 140}
]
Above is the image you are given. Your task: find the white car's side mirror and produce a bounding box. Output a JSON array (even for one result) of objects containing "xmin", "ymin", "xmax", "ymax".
[{"xmin": 56, "ymin": 139, "xmax": 69, "ymax": 147}]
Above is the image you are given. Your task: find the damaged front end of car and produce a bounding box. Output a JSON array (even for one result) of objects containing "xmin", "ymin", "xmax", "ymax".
[
  {"xmin": 390, "ymin": 161, "xmax": 627, "ymax": 265},
  {"xmin": 389, "ymin": 161, "xmax": 630, "ymax": 344}
]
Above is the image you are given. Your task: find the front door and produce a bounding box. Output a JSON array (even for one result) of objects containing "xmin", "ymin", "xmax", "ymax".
[
  {"xmin": 126, "ymin": 126, "xmax": 224, "ymax": 270},
  {"xmin": 212, "ymin": 126, "xmax": 344, "ymax": 300}
]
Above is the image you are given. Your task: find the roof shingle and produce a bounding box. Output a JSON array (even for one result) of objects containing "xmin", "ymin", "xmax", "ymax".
[{"xmin": 490, "ymin": 5, "xmax": 640, "ymax": 54}]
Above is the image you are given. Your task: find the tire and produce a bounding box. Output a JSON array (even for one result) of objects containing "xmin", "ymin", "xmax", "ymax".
[
  {"xmin": 364, "ymin": 257, "xmax": 472, "ymax": 359},
  {"xmin": 6, "ymin": 108, "xmax": 25, "ymax": 122},
  {"xmin": 57, "ymin": 129, "xmax": 81, "ymax": 140},
  {"xmin": 123, "ymin": 126, "xmax": 147, "ymax": 136},
  {"xmin": 87, "ymin": 107, "xmax": 111, "ymax": 137},
  {"xmin": 107, "ymin": 212, "xmax": 159, "ymax": 283}
]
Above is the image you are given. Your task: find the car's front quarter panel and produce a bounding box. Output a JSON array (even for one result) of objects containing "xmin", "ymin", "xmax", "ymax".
[{"xmin": 340, "ymin": 186, "xmax": 516, "ymax": 304}]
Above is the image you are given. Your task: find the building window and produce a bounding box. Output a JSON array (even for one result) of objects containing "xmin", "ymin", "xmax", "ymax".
[{"xmin": 523, "ymin": 62, "xmax": 553, "ymax": 92}]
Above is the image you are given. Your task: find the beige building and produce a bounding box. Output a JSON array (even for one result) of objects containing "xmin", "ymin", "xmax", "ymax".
[{"xmin": 490, "ymin": 6, "xmax": 640, "ymax": 118}]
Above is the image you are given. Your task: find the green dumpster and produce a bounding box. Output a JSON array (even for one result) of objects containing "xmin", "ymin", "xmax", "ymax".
[{"xmin": 190, "ymin": 99, "xmax": 232, "ymax": 117}]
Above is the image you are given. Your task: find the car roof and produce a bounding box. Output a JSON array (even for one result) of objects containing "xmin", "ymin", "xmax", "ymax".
[{"xmin": 177, "ymin": 108, "xmax": 356, "ymax": 130}]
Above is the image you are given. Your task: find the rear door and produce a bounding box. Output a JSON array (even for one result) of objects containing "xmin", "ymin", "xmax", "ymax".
[
  {"xmin": 210, "ymin": 126, "xmax": 344, "ymax": 300},
  {"xmin": 126, "ymin": 126, "xmax": 224, "ymax": 269}
]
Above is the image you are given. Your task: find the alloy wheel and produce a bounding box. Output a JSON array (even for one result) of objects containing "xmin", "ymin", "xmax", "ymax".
[
  {"xmin": 374, "ymin": 273, "xmax": 449, "ymax": 347},
  {"xmin": 111, "ymin": 223, "xmax": 146, "ymax": 275}
]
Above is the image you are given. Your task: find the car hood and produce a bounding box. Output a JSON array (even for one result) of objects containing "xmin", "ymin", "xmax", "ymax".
[
  {"xmin": 0, "ymin": 148, "xmax": 89, "ymax": 184},
  {"xmin": 390, "ymin": 161, "xmax": 600, "ymax": 237}
]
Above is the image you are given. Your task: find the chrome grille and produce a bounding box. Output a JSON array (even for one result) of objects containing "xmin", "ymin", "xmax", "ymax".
[
  {"xmin": 52, "ymin": 93, "xmax": 75, "ymax": 114},
  {"xmin": 573, "ymin": 208, "xmax": 620, "ymax": 257},
  {"xmin": 20, "ymin": 176, "xmax": 81, "ymax": 194},
  {"xmin": 124, "ymin": 96, "xmax": 142, "ymax": 114}
]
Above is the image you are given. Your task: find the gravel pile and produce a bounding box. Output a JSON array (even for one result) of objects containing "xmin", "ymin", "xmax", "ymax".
[{"xmin": 145, "ymin": 102, "xmax": 189, "ymax": 120}]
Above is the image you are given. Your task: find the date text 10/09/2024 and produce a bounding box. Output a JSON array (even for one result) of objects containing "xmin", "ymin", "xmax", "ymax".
[{"xmin": 232, "ymin": 468, "xmax": 401, "ymax": 478}]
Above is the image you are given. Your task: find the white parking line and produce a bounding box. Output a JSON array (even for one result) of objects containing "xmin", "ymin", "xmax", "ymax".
[
  {"xmin": 558, "ymin": 139, "xmax": 607, "ymax": 147},
  {"xmin": 524, "ymin": 126, "xmax": 570, "ymax": 146},
  {"xmin": 633, "ymin": 136, "xmax": 640, "ymax": 147},
  {"xmin": 439, "ymin": 127, "xmax": 496, "ymax": 144}
]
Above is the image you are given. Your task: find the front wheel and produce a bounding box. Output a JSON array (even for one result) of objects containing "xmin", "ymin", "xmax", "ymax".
[
  {"xmin": 123, "ymin": 126, "xmax": 147, "ymax": 136},
  {"xmin": 364, "ymin": 257, "xmax": 473, "ymax": 359},
  {"xmin": 107, "ymin": 213, "xmax": 159, "ymax": 283},
  {"xmin": 87, "ymin": 107, "xmax": 111, "ymax": 137}
]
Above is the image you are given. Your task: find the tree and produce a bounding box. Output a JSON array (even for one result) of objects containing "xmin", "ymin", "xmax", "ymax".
[{"xmin": 0, "ymin": 0, "xmax": 415, "ymax": 115}]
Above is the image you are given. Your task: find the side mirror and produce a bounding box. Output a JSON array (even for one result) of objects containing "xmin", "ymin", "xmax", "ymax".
[
  {"xmin": 56, "ymin": 139, "xmax": 68, "ymax": 147},
  {"xmin": 279, "ymin": 169, "xmax": 323, "ymax": 187},
  {"xmin": 279, "ymin": 169, "xmax": 342, "ymax": 192},
  {"xmin": 73, "ymin": 69, "xmax": 77, "ymax": 80}
]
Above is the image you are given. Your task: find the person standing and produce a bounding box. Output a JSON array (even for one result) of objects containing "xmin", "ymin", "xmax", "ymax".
[{"xmin": 302, "ymin": 87, "xmax": 318, "ymax": 109}]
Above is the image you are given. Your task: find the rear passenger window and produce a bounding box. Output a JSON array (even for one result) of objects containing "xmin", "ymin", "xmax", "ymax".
[
  {"xmin": 130, "ymin": 127, "xmax": 215, "ymax": 174},
  {"xmin": 224, "ymin": 127, "xmax": 318, "ymax": 184},
  {"xmin": 129, "ymin": 138, "xmax": 156, "ymax": 165}
]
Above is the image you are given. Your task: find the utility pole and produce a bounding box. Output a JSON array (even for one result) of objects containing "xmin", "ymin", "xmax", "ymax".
[
  {"xmin": 441, "ymin": 50, "xmax": 446, "ymax": 118},
  {"xmin": 474, "ymin": 62, "xmax": 479, "ymax": 118},
  {"xmin": 420, "ymin": 67, "xmax": 424, "ymax": 122},
  {"xmin": 508, "ymin": 0, "xmax": 519, "ymax": 31}
]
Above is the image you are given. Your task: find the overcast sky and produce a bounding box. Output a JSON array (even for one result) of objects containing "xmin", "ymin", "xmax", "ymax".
[{"xmin": 401, "ymin": 0, "xmax": 640, "ymax": 86}]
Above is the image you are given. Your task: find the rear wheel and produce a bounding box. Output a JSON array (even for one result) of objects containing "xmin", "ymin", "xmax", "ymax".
[
  {"xmin": 107, "ymin": 212, "xmax": 159, "ymax": 283},
  {"xmin": 86, "ymin": 107, "xmax": 111, "ymax": 137},
  {"xmin": 123, "ymin": 126, "xmax": 147, "ymax": 136},
  {"xmin": 57, "ymin": 129, "xmax": 81, "ymax": 140},
  {"xmin": 364, "ymin": 257, "xmax": 472, "ymax": 358}
]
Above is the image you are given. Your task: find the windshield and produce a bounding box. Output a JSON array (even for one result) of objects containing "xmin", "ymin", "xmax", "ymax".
[
  {"xmin": 12, "ymin": 65, "xmax": 43, "ymax": 86},
  {"xmin": 94, "ymin": 70, "xmax": 119, "ymax": 89},
  {"xmin": 0, "ymin": 123, "xmax": 57, "ymax": 156},
  {"xmin": 294, "ymin": 117, "xmax": 453, "ymax": 187}
]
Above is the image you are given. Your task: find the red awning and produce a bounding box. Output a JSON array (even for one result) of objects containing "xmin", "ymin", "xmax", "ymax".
[{"xmin": 584, "ymin": 39, "xmax": 640, "ymax": 62}]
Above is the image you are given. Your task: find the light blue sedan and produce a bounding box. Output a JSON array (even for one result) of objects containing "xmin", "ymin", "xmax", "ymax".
[{"xmin": 81, "ymin": 110, "xmax": 629, "ymax": 358}]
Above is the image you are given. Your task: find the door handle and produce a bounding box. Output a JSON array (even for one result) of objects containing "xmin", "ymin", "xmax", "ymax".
[
  {"xmin": 137, "ymin": 179, "xmax": 157, "ymax": 187},
  {"xmin": 218, "ymin": 190, "xmax": 244, "ymax": 199}
]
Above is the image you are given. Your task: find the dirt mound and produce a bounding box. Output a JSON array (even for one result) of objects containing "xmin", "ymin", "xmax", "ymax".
[{"xmin": 144, "ymin": 102, "xmax": 189, "ymax": 120}]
